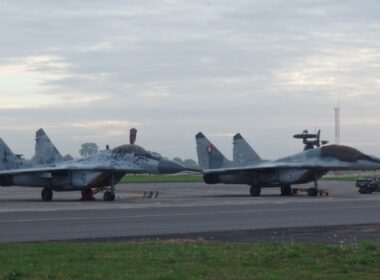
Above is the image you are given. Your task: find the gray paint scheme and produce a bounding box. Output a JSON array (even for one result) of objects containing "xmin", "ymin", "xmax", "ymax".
[
  {"xmin": 34, "ymin": 128, "xmax": 63, "ymax": 165},
  {"xmin": 196, "ymin": 132, "xmax": 380, "ymax": 195},
  {"xmin": 0, "ymin": 138, "xmax": 24, "ymax": 170},
  {"xmin": 0, "ymin": 129, "xmax": 187, "ymax": 201},
  {"xmin": 233, "ymin": 133, "xmax": 261, "ymax": 165}
]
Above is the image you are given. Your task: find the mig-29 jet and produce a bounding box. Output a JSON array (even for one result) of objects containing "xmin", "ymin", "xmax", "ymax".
[
  {"xmin": 0, "ymin": 129, "xmax": 187, "ymax": 201},
  {"xmin": 196, "ymin": 131, "xmax": 380, "ymax": 197}
]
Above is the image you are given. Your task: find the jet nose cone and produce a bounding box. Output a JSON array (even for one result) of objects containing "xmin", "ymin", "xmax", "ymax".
[{"xmin": 158, "ymin": 159, "xmax": 186, "ymax": 174}]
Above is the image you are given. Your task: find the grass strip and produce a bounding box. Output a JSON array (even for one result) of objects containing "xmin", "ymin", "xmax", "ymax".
[
  {"xmin": 322, "ymin": 176, "xmax": 361, "ymax": 181},
  {"xmin": 0, "ymin": 241, "xmax": 380, "ymax": 279}
]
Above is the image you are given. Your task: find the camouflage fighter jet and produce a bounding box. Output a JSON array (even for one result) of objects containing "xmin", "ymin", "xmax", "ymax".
[
  {"xmin": 0, "ymin": 129, "xmax": 186, "ymax": 201},
  {"xmin": 196, "ymin": 132, "xmax": 380, "ymax": 197}
]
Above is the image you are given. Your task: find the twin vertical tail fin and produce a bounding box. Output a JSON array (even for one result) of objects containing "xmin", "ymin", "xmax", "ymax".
[
  {"xmin": 35, "ymin": 128, "xmax": 63, "ymax": 165},
  {"xmin": 233, "ymin": 133, "xmax": 261, "ymax": 164},
  {"xmin": 195, "ymin": 132, "xmax": 232, "ymax": 170},
  {"xmin": 0, "ymin": 138, "xmax": 21, "ymax": 169}
]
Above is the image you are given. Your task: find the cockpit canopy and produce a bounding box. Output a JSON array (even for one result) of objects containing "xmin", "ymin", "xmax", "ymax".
[
  {"xmin": 112, "ymin": 144, "xmax": 150, "ymax": 156},
  {"xmin": 321, "ymin": 145, "xmax": 371, "ymax": 162},
  {"xmin": 112, "ymin": 144, "xmax": 161, "ymax": 160}
]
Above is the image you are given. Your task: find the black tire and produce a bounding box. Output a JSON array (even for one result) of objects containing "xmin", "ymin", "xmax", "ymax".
[
  {"xmin": 307, "ymin": 188, "xmax": 318, "ymax": 197},
  {"xmin": 41, "ymin": 187, "xmax": 53, "ymax": 201},
  {"xmin": 280, "ymin": 185, "xmax": 292, "ymax": 196},
  {"xmin": 104, "ymin": 191, "xmax": 116, "ymax": 201},
  {"xmin": 250, "ymin": 185, "xmax": 261, "ymax": 197}
]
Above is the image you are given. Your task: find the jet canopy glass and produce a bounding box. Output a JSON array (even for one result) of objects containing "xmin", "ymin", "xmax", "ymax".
[{"xmin": 112, "ymin": 144, "xmax": 149, "ymax": 156}]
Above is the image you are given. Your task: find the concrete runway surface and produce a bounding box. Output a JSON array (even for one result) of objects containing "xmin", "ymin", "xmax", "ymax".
[{"xmin": 0, "ymin": 181, "xmax": 380, "ymax": 243}]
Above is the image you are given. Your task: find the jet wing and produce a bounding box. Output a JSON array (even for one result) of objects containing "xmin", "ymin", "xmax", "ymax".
[
  {"xmin": 0, "ymin": 164, "xmax": 145, "ymax": 176},
  {"xmin": 202, "ymin": 159, "xmax": 360, "ymax": 174},
  {"xmin": 0, "ymin": 166, "xmax": 68, "ymax": 175}
]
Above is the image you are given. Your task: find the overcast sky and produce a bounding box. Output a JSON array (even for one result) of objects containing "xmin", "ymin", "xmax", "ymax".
[{"xmin": 0, "ymin": 0, "xmax": 379, "ymax": 160}]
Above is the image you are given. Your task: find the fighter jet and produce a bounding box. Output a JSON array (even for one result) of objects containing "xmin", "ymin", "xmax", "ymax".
[
  {"xmin": 196, "ymin": 132, "xmax": 380, "ymax": 197},
  {"xmin": 0, "ymin": 129, "xmax": 186, "ymax": 201}
]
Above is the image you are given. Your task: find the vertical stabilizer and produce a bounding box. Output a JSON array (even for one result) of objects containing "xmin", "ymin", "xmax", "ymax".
[
  {"xmin": 195, "ymin": 132, "xmax": 232, "ymax": 170},
  {"xmin": 0, "ymin": 138, "xmax": 20, "ymax": 169},
  {"xmin": 35, "ymin": 128, "xmax": 63, "ymax": 165},
  {"xmin": 233, "ymin": 133, "xmax": 261, "ymax": 164}
]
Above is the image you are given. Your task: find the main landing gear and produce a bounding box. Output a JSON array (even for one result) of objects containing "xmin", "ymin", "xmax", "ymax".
[
  {"xmin": 41, "ymin": 187, "xmax": 53, "ymax": 201},
  {"xmin": 40, "ymin": 186, "xmax": 117, "ymax": 202},
  {"xmin": 80, "ymin": 188, "xmax": 116, "ymax": 201},
  {"xmin": 103, "ymin": 176, "xmax": 116, "ymax": 202},
  {"xmin": 250, "ymin": 185, "xmax": 261, "ymax": 197},
  {"xmin": 103, "ymin": 191, "xmax": 115, "ymax": 201},
  {"xmin": 250, "ymin": 185, "xmax": 293, "ymax": 197},
  {"xmin": 307, "ymin": 188, "xmax": 319, "ymax": 197},
  {"xmin": 307, "ymin": 180, "xmax": 319, "ymax": 197}
]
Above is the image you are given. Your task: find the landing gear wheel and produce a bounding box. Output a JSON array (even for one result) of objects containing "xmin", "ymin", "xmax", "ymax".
[
  {"xmin": 81, "ymin": 188, "xmax": 94, "ymax": 201},
  {"xmin": 104, "ymin": 191, "xmax": 115, "ymax": 201},
  {"xmin": 307, "ymin": 188, "xmax": 318, "ymax": 197},
  {"xmin": 281, "ymin": 185, "xmax": 292, "ymax": 196},
  {"xmin": 250, "ymin": 185, "xmax": 261, "ymax": 197},
  {"xmin": 41, "ymin": 187, "xmax": 53, "ymax": 201}
]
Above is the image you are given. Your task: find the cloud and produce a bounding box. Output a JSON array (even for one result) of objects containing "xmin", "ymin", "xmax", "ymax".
[
  {"xmin": 345, "ymin": 142, "xmax": 380, "ymax": 147},
  {"xmin": 0, "ymin": 1, "xmax": 380, "ymax": 159},
  {"xmin": 343, "ymin": 117, "xmax": 380, "ymax": 126},
  {"xmin": 0, "ymin": 55, "xmax": 106, "ymax": 108},
  {"xmin": 209, "ymin": 133, "xmax": 237, "ymax": 138},
  {"xmin": 72, "ymin": 120, "xmax": 141, "ymax": 129},
  {"xmin": 76, "ymin": 42, "xmax": 114, "ymax": 52},
  {"xmin": 274, "ymin": 47, "xmax": 380, "ymax": 98}
]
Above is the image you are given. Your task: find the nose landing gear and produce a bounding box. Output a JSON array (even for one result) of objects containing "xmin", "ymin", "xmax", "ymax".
[{"xmin": 308, "ymin": 180, "xmax": 319, "ymax": 197}]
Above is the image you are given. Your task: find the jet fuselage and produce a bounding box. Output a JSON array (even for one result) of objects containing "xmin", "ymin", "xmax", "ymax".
[
  {"xmin": 197, "ymin": 131, "xmax": 380, "ymax": 195},
  {"xmin": 0, "ymin": 144, "xmax": 185, "ymax": 192}
]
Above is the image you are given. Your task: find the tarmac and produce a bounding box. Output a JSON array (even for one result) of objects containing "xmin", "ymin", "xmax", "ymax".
[{"xmin": 0, "ymin": 181, "xmax": 380, "ymax": 243}]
